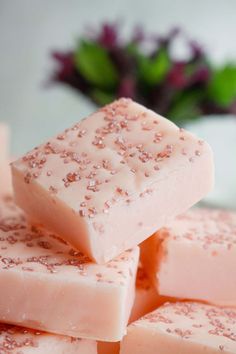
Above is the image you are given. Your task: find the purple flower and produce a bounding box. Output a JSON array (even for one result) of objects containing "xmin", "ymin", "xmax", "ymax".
[
  {"xmin": 156, "ymin": 27, "xmax": 181, "ymax": 47},
  {"xmin": 168, "ymin": 62, "xmax": 187, "ymax": 89},
  {"xmin": 118, "ymin": 77, "xmax": 136, "ymax": 98},
  {"xmin": 132, "ymin": 25, "xmax": 145, "ymax": 44},
  {"xmin": 50, "ymin": 22, "xmax": 234, "ymax": 122},
  {"xmin": 189, "ymin": 40, "xmax": 204, "ymax": 60},
  {"xmin": 98, "ymin": 23, "xmax": 119, "ymax": 49},
  {"xmin": 52, "ymin": 51, "xmax": 74, "ymax": 80},
  {"xmin": 191, "ymin": 66, "xmax": 210, "ymax": 84}
]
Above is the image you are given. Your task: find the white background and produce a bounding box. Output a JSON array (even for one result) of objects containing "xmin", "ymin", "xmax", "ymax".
[
  {"xmin": 1, "ymin": 0, "xmax": 236, "ymax": 154},
  {"xmin": 0, "ymin": 0, "xmax": 236, "ymax": 207}
]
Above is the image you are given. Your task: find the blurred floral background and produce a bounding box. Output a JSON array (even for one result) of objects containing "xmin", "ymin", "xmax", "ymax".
[
  {"xmin": 52, "ymin": 23, "xmax": 236, "ymax": 121},
  {"xmin": 0, "ymin": 0, "xmax": 236, "ymax": 208}
]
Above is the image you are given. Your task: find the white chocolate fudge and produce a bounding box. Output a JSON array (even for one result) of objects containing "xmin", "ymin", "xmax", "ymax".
[
  {"xmin": 12, "ymin": 98, "xmax": 214, "ymax": 263},
  {"xmin": 0, "ymin": 197, "xmax": 139, "ymax": 341},
  {"xmin": 142, "ymin": 208, "xmax": 236, "ymax": 307},
  {"xmin": 121, "ymin": 302, "xmax": 236, "ymax": 354},
  {"xmin": 0, "ymin": 323, "xmax": 97, "ymax": 353}
]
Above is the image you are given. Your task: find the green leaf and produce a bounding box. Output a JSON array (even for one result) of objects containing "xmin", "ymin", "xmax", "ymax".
[
  {"xmin": 138, "ymin": 49, "xmax": 171, "ymax": 86},
  {"xmin": 74, "ymin": 40, "xmax": 118, "ymax": 89},
  {"xmin": 90, "ymin": 89, "xmax": 115, "ymax": 106},
  {"xmin": 169, "ymin": 90, "xmax": 203, "ymax": 124},
  {"xmin": 207, "ymin": 64, "xmax": 236, "ymax": 107},
  {"xmin": 184, "ymin": 62, "xmax": 198, "ymax": 77},
  {"xmin": 125, "ymin": 42, "xmax": 139, "ymax": 55}
]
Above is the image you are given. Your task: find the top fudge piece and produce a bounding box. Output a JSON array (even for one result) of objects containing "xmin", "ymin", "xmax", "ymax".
[
  {"xmin": 12, "ymin": 98, "xmax": 214, "ymax": 263},
  {"xmin": 120, "ymin": 302, "xmax": 236, "ymax": 354}
]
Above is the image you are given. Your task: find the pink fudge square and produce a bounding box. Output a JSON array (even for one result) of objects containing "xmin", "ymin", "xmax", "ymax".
[
  {"xmin": 0, "ymin": 197, "xmax": 139, "ymax": 341},
  {"xmin": 141, "ymin": 208, "xmax": 236, "ymax": 307},
  {"xmin": 0, "ymin": 323, "xmax": 97, "ymax": 353},
  {"xmin": 12, "ymin": 99, "xmax": 214, "ymax": 263},
  {"xmin": 120, "ymin": 302, "xmax": 236, "ymax": 354}
]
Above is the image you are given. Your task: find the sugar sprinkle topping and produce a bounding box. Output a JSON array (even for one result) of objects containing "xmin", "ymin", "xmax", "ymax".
[{"xmin": 17, "ymin": 98, "xmax": 206, "ymax": 218}]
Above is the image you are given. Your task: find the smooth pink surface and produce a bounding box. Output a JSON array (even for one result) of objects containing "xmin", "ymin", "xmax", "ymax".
[
  {"xmin": 0, "ymin": 197, "xmax": 139, "ymax": 341},
  {"xmin": 142, "ymin": 208, "xmax": 236, "ymax": 307},
  {"xmin": 121, "ymin": 302, "xmax": 236, "ymax": 354},
  {"xmin": 0, "ymin": 323, "xmax": 97, "ymax": 353},
  {"xmin": 12, "ymin": 98, "xmax": 214, "ymax": 263}
]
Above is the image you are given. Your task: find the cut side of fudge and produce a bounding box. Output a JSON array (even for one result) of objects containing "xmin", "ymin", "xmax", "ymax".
[
  {"xmin": 141, "ymin": 208, "xmax": 236, "ymax": 307},
  {"xmin": 12, "ymin": 98, "xmax": 214, "ymax": 263},
  {"xmin": 98, "ymin": 265, "xmax": 167, "ymax": 353},
  {"xmin": 120, "ymin": 302, "xmax": 236, "ymax": 354},
  {"xmin": 0, "ymin": 323, "xmax": 97, "ymax": 353},
  {"xmin": 129, "ymin": 265, "xmax": 169, "ymax": 323},
  {"xmin": 0, "ymin": 197, "xmax": 139, "ymax": 341}
]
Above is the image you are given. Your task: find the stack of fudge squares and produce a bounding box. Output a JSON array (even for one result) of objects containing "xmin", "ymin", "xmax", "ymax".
[{"xmin": 0, "ymin": 98, "xmax": 235, "ymax": 354}]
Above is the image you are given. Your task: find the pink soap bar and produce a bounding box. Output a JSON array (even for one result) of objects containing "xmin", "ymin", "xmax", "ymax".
[
  {"xmin": 0, "ymin": 197, "xmax": 139, "ymax": 341},
  {"xmin": 141, "ymin": 208, "xmax": 236, "ymax": 307},
  {"xmin": 0, "ymin": 323, "xmax": 97, "ymax": 353},
  {"xmin": 121, "ymin": 302, "xmax": 236, "ymax": 354},
  {"xmin": 0, "ymin": 123, "xmax": 9, "ymax": 162},
  {"xmin": 12, "ymin": 98, "xmax": 214, "ymax": 263}
]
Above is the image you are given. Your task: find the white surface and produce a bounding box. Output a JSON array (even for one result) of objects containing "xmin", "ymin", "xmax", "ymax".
[{"xmin": 186, "ymin": 116, "xmax": 236, "ymax": 209}]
